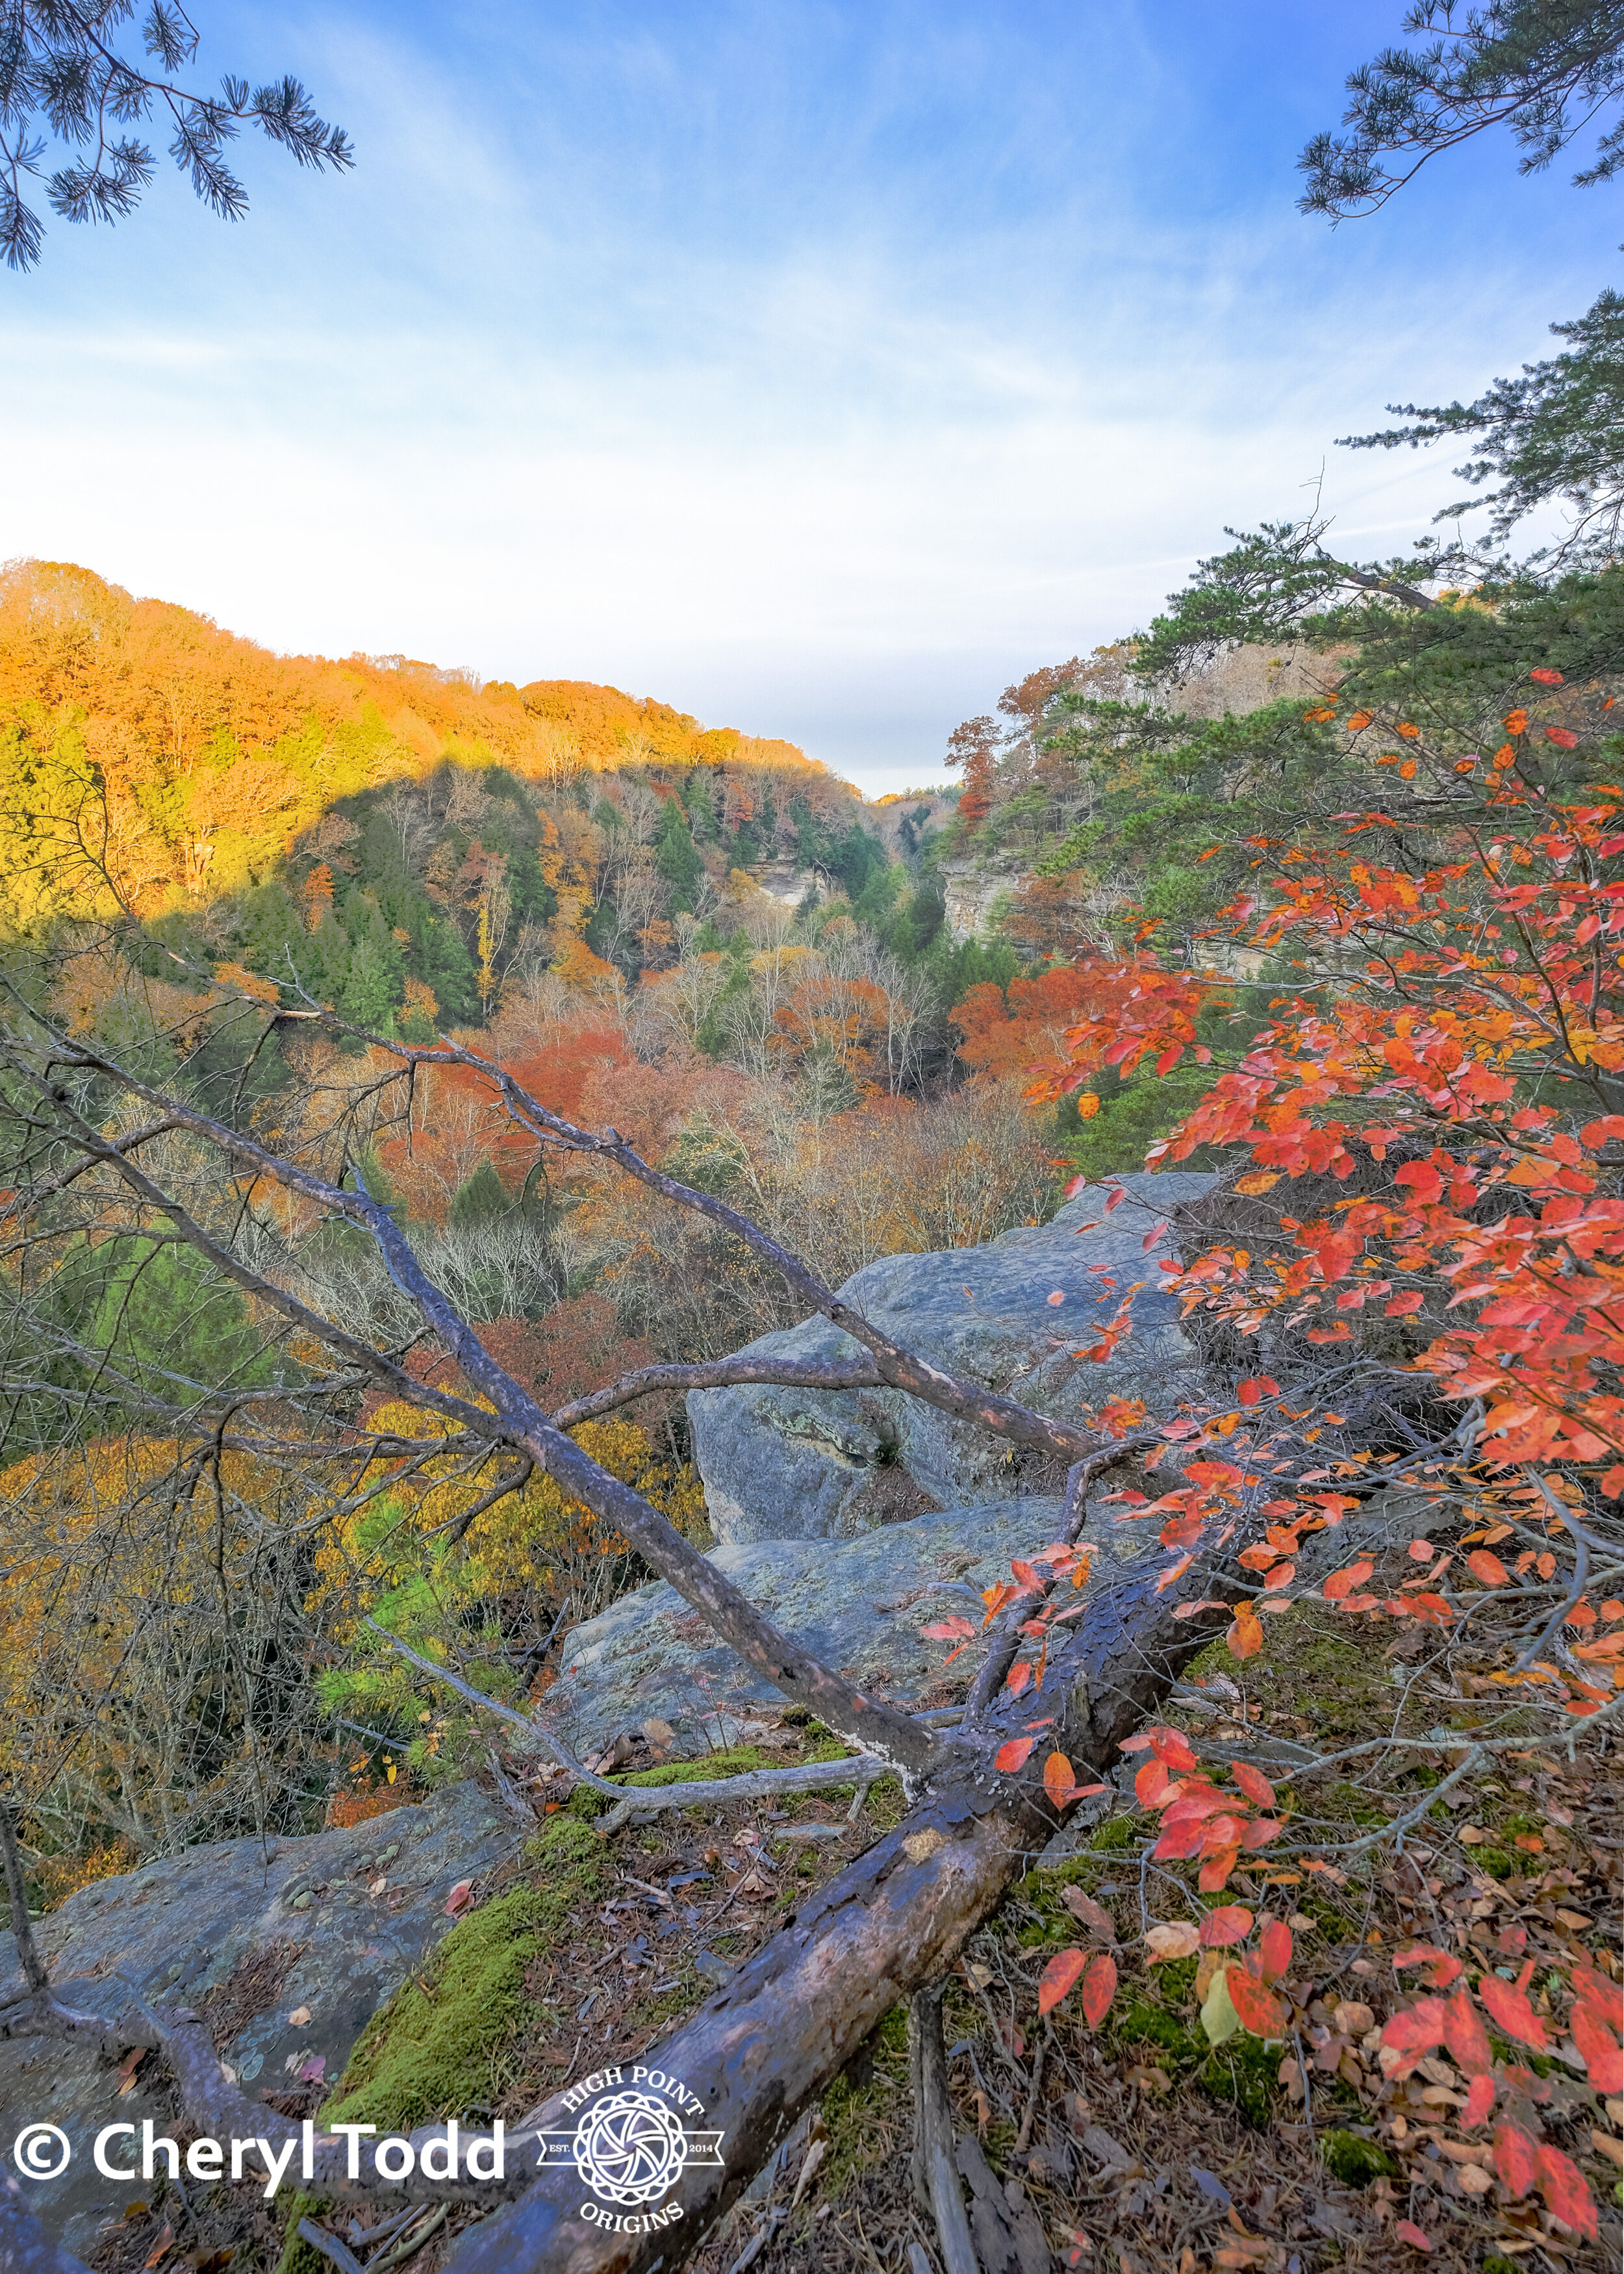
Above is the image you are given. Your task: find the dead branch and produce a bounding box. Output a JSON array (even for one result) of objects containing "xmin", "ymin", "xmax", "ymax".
[{"xmin": 548, "ymin": 1353, "xmax": 883, "ymax": 1428}]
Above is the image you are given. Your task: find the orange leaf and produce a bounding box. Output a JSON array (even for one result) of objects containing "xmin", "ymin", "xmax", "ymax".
[
  {"xmin": 1234, "ymin": 1171, "xmax": 1281, "ymax": 1195},
  {"xmin": 1398, "ymin": 758, "xmax": 1417, "ymax": 780},
  {"xmin": 1323, "ymin": 1561, "xmax": 1374, "ymax": 1602},
  {"xmin": 1504, "ymin": 708, "xmax": 1528, "ymax": 733},
  {"xmin": 1230, "ymin": 1761, "xmax": 1275, "ymax": 1810},
  {"xmin": 1395, "ymin": 721, "xmax": 1420, "ymax": 738},
  {"xmin": 1226, "ymin": 1603, "xmax": 1263, "ymax": 1660},
  {"xmin": 1044, "ymin": 1751, "xmax": 1077, "ymax": 1806},
  {"xmin": 995, "ymin": 1736, "xmax": 1037, "ymax": 1773},
  {"xmin": 1466, "ymin": 1550, "xmax": 1508, "ymax": 1586}
]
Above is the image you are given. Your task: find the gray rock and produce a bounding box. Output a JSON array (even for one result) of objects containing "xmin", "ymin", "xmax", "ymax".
[
  {"xmin": 542, "ymin": 1494, "xmax": 1156, "ymax": 1756},
  {"xmin": 0, "ymin": 1781, "xmax": 518, "ymax": 2258},
  {"xmin": 689, "ymin": 1172, "xmax": 1217, "ymax": 1545}
]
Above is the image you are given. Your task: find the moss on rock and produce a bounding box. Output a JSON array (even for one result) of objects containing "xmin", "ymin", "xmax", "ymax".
[{"xmin": 323, "ymin": 1815, "xmax": 611, "ymax": 2135}]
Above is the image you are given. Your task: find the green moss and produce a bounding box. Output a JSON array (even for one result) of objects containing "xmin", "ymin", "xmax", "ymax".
[
  {"xmin": 1484, "ymin": 2256, "xmax": 1521, "ymax": 2274},
  {"xmin": 274, "ymin": 2192, "xmax": 325, "ymax": 2274},
  {"xmin": 1184, "ymin": 1607, "xmax": 1388, "ymax": 1744},
  {"xmin": 1321, "ymin": 2130, "xmax": 1401, "ymax": 2187},
  {"xmin": 1474, "ymin": 1846, "xmax": 1518, "ymax": 1880},
  {"xmin": 611, "ymin": 1745, "xmax": 774, "ymax": 1787},
  {"xmin": 1087, "ymin": 1813, "xmax": 1135, "ymax": 1852},
  {"xmin": 323, "ymin": 1816, "xmax": 611, "ymax": 2135},
  {"xmin": 1199, "ymin": 2034, "xmax": 1280, "ymax": 2127}
]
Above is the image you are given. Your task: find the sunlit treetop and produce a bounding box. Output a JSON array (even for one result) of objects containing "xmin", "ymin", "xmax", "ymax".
[{"xmin": 0, "ymin": 0, "xmax": 352, "ymax": 272}]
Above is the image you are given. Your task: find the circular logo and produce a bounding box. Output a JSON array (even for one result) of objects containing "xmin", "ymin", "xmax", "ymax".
[
  {"xmin": 12, "ymin": 2124, "xmax": 71, "ymax": 2180},
  {"xmin": 572, "ymin": 2091, "xmax": 688, "ymax": 2206}
]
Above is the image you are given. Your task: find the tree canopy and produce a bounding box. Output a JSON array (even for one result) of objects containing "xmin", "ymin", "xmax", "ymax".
[
  {"xmin": 1300, "ymin": 0, "xmax": 1624, "ymax": 220},
  {"xmin": 1, "ymin": 0, "xmax": 353, "ymax": 271}
]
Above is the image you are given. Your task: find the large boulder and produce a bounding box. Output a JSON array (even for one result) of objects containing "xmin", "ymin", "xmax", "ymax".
[
  {"xmin": 542, "ymin": 1492, "xmax": 1157, "ymax": 1757},
  {"xmin": 0, "ymin": 1782, "xmax": 518, "ymax": 2260},
  {"xmin": 689, "ymin": 1172, "xmax": 1217, "ymax": 1545}
]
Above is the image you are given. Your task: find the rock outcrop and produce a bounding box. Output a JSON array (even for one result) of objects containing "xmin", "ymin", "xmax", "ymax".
[
  {"xmin": 0, "ymin": 1782, "xmax": 518, "ymax": 2260},
  {"xmin": 541, "ymin": 1492, "xmax": 1159, "ymax": 1757},
  {"xmin": 689, "ymin": 1171, "xmax": 1217, "ymax": 1546}
]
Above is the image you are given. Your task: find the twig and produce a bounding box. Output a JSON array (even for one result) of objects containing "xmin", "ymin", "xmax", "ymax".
[
  {"xmin": 1514, "ymin": 1470, "xmax": 1593, "ymax": 1670},
  {"xmin": 1013, "ymin": 2022, "xmax": 1050, "ymax": 2155},
  {"xmin": 908, "ymin": 1985, "xmax": 978, "ymax": 2274},
  {"xmin": 297, "ymin": 2221, "xmax": 367, "ymax": 2274}
]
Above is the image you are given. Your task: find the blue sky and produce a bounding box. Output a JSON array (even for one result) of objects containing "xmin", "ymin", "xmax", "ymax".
[{"xmin": 5, "ymin": 1, "xmax": 1618, "ymax": 793}]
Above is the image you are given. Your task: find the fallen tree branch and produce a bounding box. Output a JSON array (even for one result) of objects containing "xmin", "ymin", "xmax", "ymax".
[
  {"xmin": 548, "ymin": 1354, "xmax": 883, "ymax": 1428},
  {"xmin": 365, "ymin": 1620, "xmax": 892, "ymax": 1832},
  {"xmin": 907, "ymin": 1984, "xmax": 978, "ymax": 2274}
]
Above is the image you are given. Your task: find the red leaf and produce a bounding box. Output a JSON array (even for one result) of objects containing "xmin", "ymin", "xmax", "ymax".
[
  {"xmin": 921, "ymin": 1616, "xmax": 975, "ymax": 1640},
  {"xmin": 1134, "ymin": 1759, "xmax": 1172, "ymax": 1807},
  {"xmin": 1199, "ymin": 1904, "xmax": 1254, "ymax": 1948},
  {"xmin": 1461, "ymin": 2072, "xmax": 1495, "ymax": 2127},
  {"xmin": 1536, "ymin": 2143, "xmax": 1597, "ymax": 2238},
  {"xmin": 1441, "ymin": 1984, "xmax": 1492, "ymax": 2075},
  {"xmin": 1571, "ymin": 1999, "xmax": 1624, "ymax": 2095},
  {"xmin": 1529, "ymin": 667, "xmax": 1563, "ymax": 685},
  {"xmin": 1082, "ymin": 1951, "xmax": 1117, "ymax": 2030},
  {"xmin": 1466, "ymin": 1550, "xmax": 1509, "ymax": 1586},
  {"xmin": 1258, "ymin": 1919, "xmax": 1293, "ymax": 1984},
  {"xmin": 1393, "ymin": 2221, "xmax": 1432, "ymax": 2251},
  {"xmin": 1038, "ymin": 1946, "xmax": 1089, "ymax": 2016},
  {"xmin": 1104, "ymin": 1184, "xmax": 1128, "ymax": 1213},
  {"xmin": 1382, "ymin": 1997, "xmax": 1448, "ymax": 2075},
  {"xmin": 1148, "ymin": 1728, "xmax": 1200, "ymax": 1772},
  {"xmin": 995, "ymin": 1736, "xmax": 1037, "ymax": 1773},
  {"xmin": 1393, "ymin": 1943, "xmax": 1462, "ymax": 1988},
  {"xmin": 1238, "ymin": 1817, "xmax": 1284, "ymax": 1850},
  {"xmin": 1153, "ymin": 1819, "xmax": 1208, "ymax": 1860},
  {"xmin": 1493, "ymin": 2121, "xmax": 1539, "ymax": 2198},
  {"xmin": 444, "ymin": 1878, "xmax": 474, "ymax": 1919},
  {"xmin": 1230, "ymin": 1761, "xmax": 1275, "ymax": 1809},
  {"xmin": 1323, "ymin": 1561, "xmax": 1374, "ymax": 1601},
  {"xmin": 1141, "ymin": 1220, "xmax": 1169, "ymax": 1251},
  {"xmin": 1477, "ymin": 1970, "xmax": 1548, "ymax": 2051},
  {"xmin": 1197, "ymin": 1846, "xmax": 1240, "ymax": 1893},
  {"xmin": 1226, "ymin": 1965, "xmax": 1286, "ymax": 2038},
  {"xmin": 1005, "ymin": 1661, "xmax": 1033, "ymax": 1696}
]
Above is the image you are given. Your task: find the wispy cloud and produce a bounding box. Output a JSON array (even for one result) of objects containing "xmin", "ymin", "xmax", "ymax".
[{"xmin": 5, "ymin": 0, "xmax": 1615, "ymax": 791}]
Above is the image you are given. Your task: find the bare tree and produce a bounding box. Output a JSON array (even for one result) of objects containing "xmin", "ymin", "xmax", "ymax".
[{"xmin": 0, "ymin": 986, "xmax": 1315, "ymax": 2274}]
